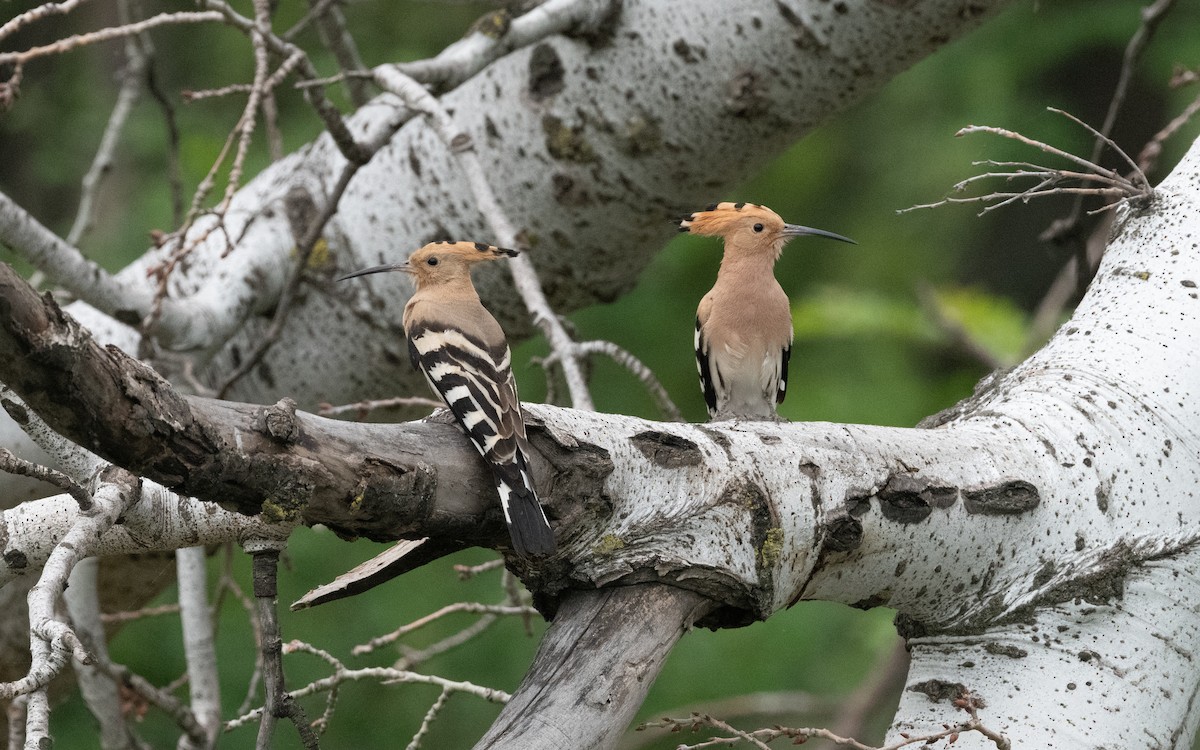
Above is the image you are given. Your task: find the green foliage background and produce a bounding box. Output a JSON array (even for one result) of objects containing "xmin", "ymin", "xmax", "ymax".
[{"xmin": 2, "ymin": 0, "xmax": 1198, "ymax": 747}]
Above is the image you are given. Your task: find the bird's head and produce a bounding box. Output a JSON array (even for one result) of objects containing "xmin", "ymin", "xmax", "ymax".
[
  {"xmin": 338, "ymin": 241, "xmax": 518, "ymax": 288},
  {"xmin": 677, "ymin": 202, "xmax": 854, "ymax": 258}
]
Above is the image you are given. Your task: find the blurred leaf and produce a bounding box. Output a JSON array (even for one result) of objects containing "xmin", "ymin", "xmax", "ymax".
[{"xmin": 924, "ymin": 285, "xmax": 1029, "ymax": 366}]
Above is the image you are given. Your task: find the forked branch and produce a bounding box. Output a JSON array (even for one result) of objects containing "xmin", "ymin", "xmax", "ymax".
[{"xmin": 901, "ymin": 107, "xmax": 1153, "ymax": 215}]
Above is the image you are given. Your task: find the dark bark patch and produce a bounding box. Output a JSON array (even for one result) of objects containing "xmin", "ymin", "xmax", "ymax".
[
  {"xmin": 528, "ymin": 43, "xmax": 565, "ymax": 101},
  {"xmin": 962, "ymin": 480, "xmax": 1040, "ymax": 515},
  {"xmin": 821, "ymin": 514, "xmax": 863, "ymax": 552},
  {"xmin": 725, "ymin": 70, "xmax": 769, "ymax": 118},
  {"xmin": 542, "ymin": 114, "xmax": 596, "ymax": 162},
  {"xmin": 618, "ymin": 114, "xmax": 661, "ymax": 156},
  {"xmin": 551, "ymin": 172, "xmax": 591, "ymax": 206},
  {"xmin": 894, "ymin": 612, "xmax": 928, "ymax": 640},
  {"xmin": 697, "ymin": 426, "xmax": 733, "ymax": 460},
  {"xmin": 1, "ymin": 396, "xmax": 28, "ymax": 425},
  {"xmin": 630, "ymin": 430, "xmax": 703, "ymax": 468},
  {"xmin": 850, "ymin": 590, "xmax": 891, "ymax": 609},
  {"xmin": 908, "ymin": 679, "xmax": 970, "ymax": 704},
  {"xmin": 469, "ymin": 9, "xmax": 511, "ymax": 39},
  {"xmin": 335, "ymin": 456, "xmax": 439, "ymax": 541},
  {"xmin": 984, "ymin": 642, "xmax": 1028, "ymax": 659},
  {"xmin": 1095, "ymin": 478, "xmax": 1111, "ymax": 513},
  {"xmin": 672, "ymin": 38, "xmax": 703, "ymax": 63},
  {"xmin": 877, "ymin": 473, "xmax": 958, "ymax": 524},
  {"xmin": 720, "ymin": 479, "xmax": 778, "ymax": 614},
  {"xmin": 1032, "ymin": 561, "xmax": 1056, "ymax": 588},
  {"xmin": 4, "ymin": 548, "xmax": 28, "ymax": 570},
  {"xmin": 774, "ymin": 0, "xmax": 803, "ymax": 26}
]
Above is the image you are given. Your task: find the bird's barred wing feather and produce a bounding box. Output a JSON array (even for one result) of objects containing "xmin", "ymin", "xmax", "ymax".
[
  {"xmin": 777, "ymin": 342, "xmax": 791, "ymax": 405},
  {"xmin": 695, "ymin": 316, "xmax": 718, "ymax": 415},
  {"xmin": 407, "ymin": 323, "xmax": 554, "ymax": 556}
]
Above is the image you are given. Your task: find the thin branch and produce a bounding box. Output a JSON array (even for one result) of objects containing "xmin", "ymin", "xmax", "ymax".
[
  {"xmin": 214, "ymin": 150, "xmax": 391, "ymax": 396},
  {"xmin": 0, "ymin": 447, "xmax": 94, "ymax": 510},
  {"xmin": 307, "ymin": 0, "xmax": 371, "ymax": 107},
  {"xmin": 547, "ymin": 339, "xmax": 684, "ymax": 421},
  {"xmin": 317, "ymin": 396, "xmax": 442, "ymax": 419},
  {"xmin": 225, "ymin": 660, "xmax": 509, "ymax": 732},
  {"xmin": 404, "ymin": 688, "xmax": 452, "ymax": 750},
  {"xmin": 0, "ymin": 469, "xmax": 140, "ymax": 706},
  {"xmin": 99, "ymin": 603, "xmax": 182, "ymax": 625},
  {"xmin": 1089, "ymin": 0, "xmax": 1177, "ymax": 168},
  {"xmin": 64, "ymin": 557, "xmax": 137, "ymax": 750},
  {"xmin": 0, "ymin": 189, "xmax": 162, "ymax": 323},
  {"xmin": 900, "ymin": 109, "xmax": 1153, "ymax": 216},
  {"xmin": 392, "ymin": 0, "xmax": 618, "ymax": 93},
  {"xmin": 353, "ymin": 602, "xmax": 538, "ymax": 656},
  {"xmin": 393, "ymin": 613, "xmax": 499, "ymax": 671},
  {"xmin": 178, "ymin": 546, "xmax": 221, "ymax": 750},
  {"xmin": 66, "ymin": 0, "xmax": 147, "ymax": 248},
  {"xmin": 0, "ymin": 0, "xmax": 93, "ymax": 43},
  {"xmin": 247, "ymin": 538, "xmax": 319, "ymax": 750},
  {"xmin": 1138, "ymin": 88, "xmax": 1200, "ymax": 174},
  {"xmin": 0, "ymin": 12, "xmax": 225, "ymax": 66},
  {"xmin": 92, "ymin": 659, "xmax": 208, "ymax": 747}
]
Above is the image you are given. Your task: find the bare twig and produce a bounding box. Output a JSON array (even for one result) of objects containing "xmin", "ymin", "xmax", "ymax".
[
  {"xmin": 246, "ymin": 538, "xmax": 319, "ymax": 750},
  {"xmin": 543, "ymin": 339, "xmax": 684, "ymax": 421},
  {"xmin": 66, "ymin": 0, "xmax": 147, "ymax": 248},
  {"xmin": 100, "ymin": 603, "xmax": 182, "ymax": 625},
  {"xmin": 0, "ymin": 470, "xmax": 139, "ymax": 706},
  {"xmin": 353, "ymin": 602, "xmax": 538, "ymax": 656},
  {"xmin": 405, "ymin": 687, "xmax": 452, "ymax": 750},
  {"xmin": 0, "ymin": 0, "xmax": 93, "ymax": 43},
  {"xmin": 638, "ymin": 689, "xmax": 1010, "ymax": 750},
  {"xmin": 453, "ymin": 557, "xmax": 506, "ymax": 580},
  {"xmin": 0, "ymin": 12, "xmax": 225, "ymax": 67},
  {"xmin": 0, "ymin": 447, "xmax": 93, "ymax": 510},
  {"xmin": 901, "ymin": 109, "xmax": 1153, "ymax": 217},
  {"xmin": 1138, "ymin": 87, "xmax": 1200, "ymax": 174},
  {"xmin": 225, "ymin": 654, "xmax": 509, "ymax": 732},
  {"xmin": 317, "ymin": 396, "xmax": 442, "ymax": 418},
  {"xmin": 92, "ymin": 659, "xmax": 208, "ymax": 746},
  {"xmin": 308, "ymin": 0, "xmax": 371, "ymax": 107}
]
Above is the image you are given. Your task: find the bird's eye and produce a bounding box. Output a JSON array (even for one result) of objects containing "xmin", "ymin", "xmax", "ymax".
[
  {"xmin": 752, "ymin": 223, "xmax": 764, "ymax": 233},
  {"xmin": 427, "ymin": 257, "xmax": 439, "ymax": 266}
]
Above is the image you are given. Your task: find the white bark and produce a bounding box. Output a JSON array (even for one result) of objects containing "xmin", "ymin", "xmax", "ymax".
[{"xmin": 176, "ymin": 547, "xmax": 220, "ymax": 750}]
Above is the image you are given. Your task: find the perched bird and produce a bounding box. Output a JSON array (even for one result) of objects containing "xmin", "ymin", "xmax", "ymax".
[
  {"xmin": 339, "ymin": 241, "xmax": 555, "ymax": 557},
  {"xmin": 679, "ymin": 202, "xmax": 854, "ymax": 421}
]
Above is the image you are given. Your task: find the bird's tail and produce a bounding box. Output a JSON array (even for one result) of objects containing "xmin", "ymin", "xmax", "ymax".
[{"xmin": 496, "ymin": 477, "xmax": 555, "ymax": 557}]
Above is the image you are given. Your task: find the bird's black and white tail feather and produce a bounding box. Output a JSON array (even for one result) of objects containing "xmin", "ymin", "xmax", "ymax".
[{"xmin": 408, "ymin": 323, "xmax": 555, "ymax": 556}]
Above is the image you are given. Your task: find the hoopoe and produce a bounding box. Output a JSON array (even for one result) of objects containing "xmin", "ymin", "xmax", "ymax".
[
  {"xmin": 679, "ymin": 202, "xmax": 854, "ymax": 421},
  {"xmin": 339, "ymin": 241, "xmax": 555, "ymax": 557}
]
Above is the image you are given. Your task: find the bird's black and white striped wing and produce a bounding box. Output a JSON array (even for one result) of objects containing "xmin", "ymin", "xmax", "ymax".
[
  {"xmin": 777, "ymin": 340, "xmax": 791, "ymax": 405},
  {"xmin": 407, "ymin": 322, "xmax": 555, "ymax": 556},
  {"xmin": 695, "ymin": 316, "xmax": 719, "ymax": 416}
]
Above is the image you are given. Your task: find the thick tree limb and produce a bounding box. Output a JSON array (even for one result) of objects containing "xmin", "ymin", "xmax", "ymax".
[{"xmin": 473, "ymin": 584, "xmax": 713, "ymax": 750}]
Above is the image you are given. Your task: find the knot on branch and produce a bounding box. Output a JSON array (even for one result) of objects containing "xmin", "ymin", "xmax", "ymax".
[{"xmin": 259, "ymin": 398, "xmax": 301, "ymax": 444}]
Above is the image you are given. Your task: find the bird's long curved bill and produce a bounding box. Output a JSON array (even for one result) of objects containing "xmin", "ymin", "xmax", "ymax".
[
  {"xmin": 336, "ymin": 263, "xmax": 409, "ymax": 281},
  {"xmin": 782, "ymin": 223, "xmax": 856, "ymax": 244}
]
